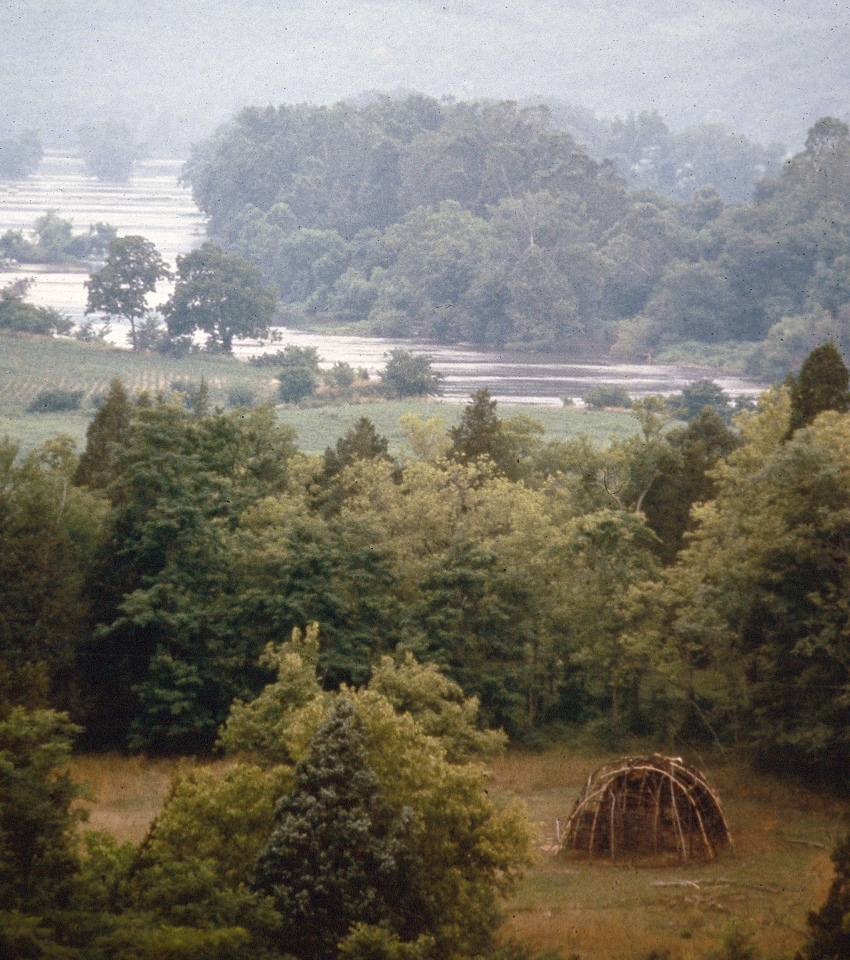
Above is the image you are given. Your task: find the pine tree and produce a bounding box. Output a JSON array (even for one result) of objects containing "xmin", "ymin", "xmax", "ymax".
[
  {"xmin": 787, "ymin": 342, "xmax": 850, "ymax": 436},
  {"xmin": 73, "ymin": 378, "xmax": 132, "ymax": 489},
  {"xmin": 449, "ymin": 388, "xmax": 503, "ymax": 462},
  {"xmin": 251, "ymin": 699, "xmax": 429, "ymax": 960}
]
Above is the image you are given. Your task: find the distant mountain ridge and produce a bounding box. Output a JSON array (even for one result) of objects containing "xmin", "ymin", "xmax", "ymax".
[{"xmin": 4, "ymin": 0, "xmax": 847, "ymax": 154}]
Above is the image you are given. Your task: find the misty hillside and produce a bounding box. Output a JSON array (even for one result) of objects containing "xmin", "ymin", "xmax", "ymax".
[{"xmin": 3, "ymin": 0, "xmax": 847, "ymax": 155}]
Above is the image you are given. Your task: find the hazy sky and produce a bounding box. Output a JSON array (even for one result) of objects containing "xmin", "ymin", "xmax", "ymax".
[{"xmin": 4, "ymin": 0, "xmax": 848, "ymax": 152}]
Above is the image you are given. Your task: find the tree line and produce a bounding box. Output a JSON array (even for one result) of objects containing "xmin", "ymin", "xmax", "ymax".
[
  {"xmin": 181, "ymin": 97, "xmax": 850, "ymax": 378},
  {"xmin": 1, "ymin": 345, "xmax": 848, "ymax": 773}
]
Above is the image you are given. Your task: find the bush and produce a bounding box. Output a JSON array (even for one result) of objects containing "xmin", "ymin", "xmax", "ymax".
[
  {"xmin": 27, "ymin": 389, "xmax": 84, "ymax": 413},
  {"xmin": 276, "ymin": 345, "xmax": 321, "ymax": 404},
  {"xmin": 583, "ymin": 384, "xmax": 632, "ymax": 409},
  {"xmin": 380, "ymin": 350, "xmax": 443, "ymax": 398},
  {"xmin": 227, "ymin": 389, "xmax": 257, "ymax": 408}
]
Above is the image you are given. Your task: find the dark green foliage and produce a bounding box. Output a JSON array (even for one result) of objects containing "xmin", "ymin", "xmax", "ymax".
[
  {"xmin": 641, "ymin": 408, "xmax": 740, "ymax": 563},
  {"xmin": 275, "ymin": 345, "xmax": 320, "ymax": 403},
  {"xmin": 27, "ymin": 388, "xmax": 84, "ymax": 412},
  {"xmin": 413, "ymin": 541, "xmax": 536, "ymax": 732},
  {"xmin": 0, "ymin": 278, "xmax": 72, "ymax": 335},
  {"xmin": 798, "ymin": 832, "xmax": 850, "ymax": 960},
  {"xmin": 252, "ymin": 699, "xmax": 429, "ymax": 960},
  {"xmin": 228, "ymin": 388, "xmax": 257, "ymax": 408},
  {"xmin": 379, "ymin": 350, "xmax": 444, "ymax": 398},
  {"xmin": 669, "ymin": 378, "xmax": 731, "ymax": 421},
  {"xmin": 0, "ymin": 708, "xmax": 83, "ymax": 911},
  {"xmin": 321, "ymin": 417, "xmax": 392, "ymax": 482},
  {"xmin": 0, "ymin": 438, "xmax": 104, "ymax": 714},
  {"xmin": 0, "ymin": 130, "xmax": 42, "ymax": 179},
  {"xmin": 227, "ymin": 517, "xmax": 402, "ymax": 688},
  {"xmin": 449, "ymin": 388, "xmax": 507, "ymax": 466},
  {"xmin": 584, "ymin": 385, "xmax": 632, "ymax": 409},
  {"xmin": 85, "ymin": 235, "xmax": 170, "ymax": 349},
  {"xmin": 787, "ymin": 342, "xmax": 850, "ymax": 436},
  {"xmin": 77, "ymin": 120, "xmax": 146, "ymax": 182},
  {"xmin": 165, "ymin": 242, "xmax": 277, "ymax": 353},
  {"xmin": 74, "ymin": 378, "xmax": 133, "ymax": 489},
  {"xmin": 80, "ymin": 399, "xmax": 298, "ymax": 749}
]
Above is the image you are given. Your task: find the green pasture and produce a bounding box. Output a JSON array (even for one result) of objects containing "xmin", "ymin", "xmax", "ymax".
[{"xmin": 0, "ymin": 333, "xmax": 640, "ymax": 456}]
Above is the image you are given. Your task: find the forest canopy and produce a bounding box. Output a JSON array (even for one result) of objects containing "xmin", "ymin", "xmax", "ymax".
[{"xmin": 183, "ymin": 98, "xmax": 850, "ymax": 377}]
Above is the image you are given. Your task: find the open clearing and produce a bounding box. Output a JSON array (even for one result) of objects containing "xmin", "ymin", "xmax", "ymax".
[
  {"xmin": 72, "ymin": 746, "xmax": 848, "ymax": 960},
  {"xmin": 0, "ymin": 332, "xmax": 639, "ymax": 455}
]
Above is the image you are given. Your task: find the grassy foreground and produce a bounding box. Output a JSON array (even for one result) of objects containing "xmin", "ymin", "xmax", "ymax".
[
  {"xmin": 72, "ymin": 747, "xmax": 847, "ymax": 960},
  {"xmin": 0, "ymin": 332, "xmax": 639, "ymax": 454}
]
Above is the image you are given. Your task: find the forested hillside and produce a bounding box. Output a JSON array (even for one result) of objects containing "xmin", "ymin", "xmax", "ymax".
[{"xmin": 184, "ymin": 99, "xmax": 850, "ymax": 376}]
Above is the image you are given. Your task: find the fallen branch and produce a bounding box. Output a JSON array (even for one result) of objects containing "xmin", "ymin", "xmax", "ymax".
[{"xmin": 779, "ymin": 835, "xmax": 827, "ymax": 849}]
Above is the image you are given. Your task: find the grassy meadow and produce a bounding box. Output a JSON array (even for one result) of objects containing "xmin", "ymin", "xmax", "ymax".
[
  {"xmin": 0, "ymin": 332, "xmax": 639, "ymax": 455},
  {"xmin": 71, "ymin": 747, "xmax": 847, "ymax": 960}
]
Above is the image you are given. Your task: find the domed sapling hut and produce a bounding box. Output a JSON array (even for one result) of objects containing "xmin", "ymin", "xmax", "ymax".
[{"xmin": 560, "ymin": 755, "xmax": 732, "ymax": 864}]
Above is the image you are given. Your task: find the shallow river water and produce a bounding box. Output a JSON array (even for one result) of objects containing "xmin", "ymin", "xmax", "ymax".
[{"xmin": 0, "ymin": 154, "xmax": 766, "ymax": 405}]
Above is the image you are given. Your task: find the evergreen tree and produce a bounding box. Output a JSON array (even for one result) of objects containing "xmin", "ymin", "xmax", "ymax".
[
  {"xmin": 798, "ymin": 832, "xmax": 850, "ymax": 960},
  {"xmin": 448, "ymin": 387, "xmax": 523, "ymax": 479},
  {"xmin": 787, "ymin": 342, "xmax": 850, "ymax": 436},
  {"xmin": 73, "ymin": 378, "xmax": 133, "ymax": 489},
  {"xmin": 252, "ymin": 699, "xmax": 428, "ymax": 960}
]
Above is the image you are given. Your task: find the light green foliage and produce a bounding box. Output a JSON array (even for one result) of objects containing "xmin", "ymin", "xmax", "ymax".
[
  {"xmin": 365, "ymin": 653, "xmax": 506, "ymax": 762},
  {"xmin": 252, "ymin": 699, "xmax": 429, "ymax": 960},
  {"xmin": 128, "ymin": 764, "xmax": 291, "ymax": 933},
  {"xmin": 633, "ymin": 384, "xmax": 850, "ymax": 774},
  {"xmin": 218, "ymin": 624, "xmax": 326, "ymax": 765},
  {"xmin": 227, "ymin": 660, "xmax": 530, "ymax": 960}
]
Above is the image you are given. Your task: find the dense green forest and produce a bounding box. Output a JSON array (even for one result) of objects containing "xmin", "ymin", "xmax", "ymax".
[
  {"xmin": 2, "ymin": 343, "xmax": 850, "ymax": 955},
  {"xmin": 183, "ymin": 98, "xmax": 850, "ymax": 377}
]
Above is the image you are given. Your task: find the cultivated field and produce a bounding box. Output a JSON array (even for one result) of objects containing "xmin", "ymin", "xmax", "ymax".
[
  {"xmin": 0, "ymin": 332, "xmax": 640, "ymax": 455},
  {"xmin": 71, "ymin": 747, "xmax": 848, "ymax": 960}
]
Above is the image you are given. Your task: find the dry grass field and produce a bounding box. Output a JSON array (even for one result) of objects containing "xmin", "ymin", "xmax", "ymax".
[{"xmin": 70, "ymin": 746, "xmax": 848, "ymax": 960}]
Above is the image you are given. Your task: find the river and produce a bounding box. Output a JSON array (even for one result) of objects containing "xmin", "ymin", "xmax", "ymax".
[{"xmin": 0, "ymin": 153, "xmax": 766, "ymax": 405}]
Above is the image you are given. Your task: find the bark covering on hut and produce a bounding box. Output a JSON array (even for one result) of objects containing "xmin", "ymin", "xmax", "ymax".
[{"xmin": 560, "ymin": 755, "xmax": 732, "ymax": 864}]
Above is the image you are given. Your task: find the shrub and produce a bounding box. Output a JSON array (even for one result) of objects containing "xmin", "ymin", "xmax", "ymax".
[
  {"xmin": 227, "ymin": 389, "xmax": 257, "ymax": 408},
  {"xmin": 584, "ymin": 384, "xmax": 632, "ymax": 409},
  {"xmin": 27, "ymin": 388, "xmax": 84, "ymax": 412}
]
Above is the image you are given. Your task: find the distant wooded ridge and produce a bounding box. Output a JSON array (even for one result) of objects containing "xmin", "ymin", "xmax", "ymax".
[{"xmin": 183, "ymin": 97, "xmax": 850, "ymax": 379}]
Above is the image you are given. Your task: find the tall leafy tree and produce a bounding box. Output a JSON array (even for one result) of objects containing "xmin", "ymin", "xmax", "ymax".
[
  {"xmin": 252, "ymin": 699, "xmax": 428, "ymax": 960},
  {"xmin": 73, "ymin": 378, "xmax": 133, "ymax": 489},
  {"xmin": 0, "ymin": 708, "xmax": 83, "ymax": 912},
  {"xmin": 787, "ymin": 341, "xmax": 850, "ymax": 436},
  {"xmin": 85, "ymin": 236, "xmax": 170, "ymax": 349},
  {"xmin": 164, "ymin": 242, "xmax": 277, "ymax": 353}
]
